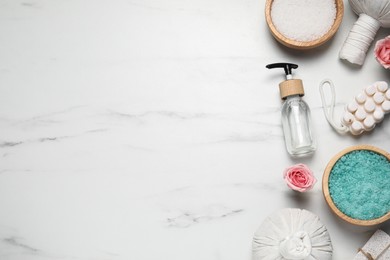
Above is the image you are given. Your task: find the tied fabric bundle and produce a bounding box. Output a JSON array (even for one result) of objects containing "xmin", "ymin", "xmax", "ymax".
[
  {"xmin": 339, "ymin": 0, "xmax": 390, "ymax": 65},
  {"xmin": 252, "ymin": 208, "xmax": 333, "ymax": 260}
]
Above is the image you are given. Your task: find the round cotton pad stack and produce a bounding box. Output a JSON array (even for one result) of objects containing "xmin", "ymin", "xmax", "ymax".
[
  {"xmin": 329, "ymin": 150, "xmax": 390, "ymax": 220},
  {"xmin": 252, "ymin": 208, "xmax": 333, "ymax": 260}
]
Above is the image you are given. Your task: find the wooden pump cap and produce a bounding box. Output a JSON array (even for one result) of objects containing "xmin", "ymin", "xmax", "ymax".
[{"xmin": 279, "ymin": 79, "xmax": 304, "ymax": 99}]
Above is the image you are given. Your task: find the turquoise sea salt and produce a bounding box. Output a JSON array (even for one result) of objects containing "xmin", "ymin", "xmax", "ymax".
[{"xmin": 329, "ymin": 150, "xmax": 390, "ymax": 220}]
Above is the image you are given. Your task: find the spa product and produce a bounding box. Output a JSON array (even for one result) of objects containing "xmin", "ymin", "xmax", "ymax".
[
  {"xmin": 252, "ymin": 208, "xmax": 333, "ymax": 260},
  {"xmin": 320, "ymin": 80, "xmax": 390, "ymax": 135},
  {"xmin": 353, "ymin": 230, "xmax": 390, "ymax": 260},
  {"xmin": 271, "ymin": 0, "xmax": 336, "ymax": 42},
  {"xmin": 339, "ymin": 0, "xmax": 390, "ymax": 65},
  {"xmin": 266, "ymin": 63, "xmax": 316, "ymax": 157},
  {"xmin": 322, "ymin": 145, "xmax": 390, "ymax": 226},
  {"xmin": 329, "ymin": 150, "xmax": 390, "ymax": 220},
  {"xmin": 265, "ymin": 0, "xmax": 343, "ymax": 49}
]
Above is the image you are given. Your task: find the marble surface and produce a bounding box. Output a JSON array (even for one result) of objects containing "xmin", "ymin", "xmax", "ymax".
[{"xmin": 0, "ymin": 0, "xmax": 389, "ymax": 259}]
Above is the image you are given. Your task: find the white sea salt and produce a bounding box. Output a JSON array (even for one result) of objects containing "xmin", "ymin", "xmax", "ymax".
[{"xmin": 271, "ymin": 0, "xmax": 336, "ymax": 42}]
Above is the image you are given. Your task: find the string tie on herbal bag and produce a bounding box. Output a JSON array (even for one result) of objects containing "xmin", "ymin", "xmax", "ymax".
[
  {"xmin": 358, "ymin": 248, "xmax": 374, "ymax": 260},
  {"xmin": 319, "ymin": 79, "xmax": 349, "ymax": 134}
]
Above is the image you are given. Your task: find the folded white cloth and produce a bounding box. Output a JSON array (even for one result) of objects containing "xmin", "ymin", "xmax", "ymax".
[
  {"xmin": 353, "ymin": 230, "xmax": 390, "ymax": 260},
  {"xmin": 252, "ymin": 208, "xmax": 332, "ymax": 260}
]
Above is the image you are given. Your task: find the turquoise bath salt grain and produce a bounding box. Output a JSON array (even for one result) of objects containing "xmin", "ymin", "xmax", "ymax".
[{"xmin": 329, "ymin": 150, "xmax": 390, "ymax": 220}]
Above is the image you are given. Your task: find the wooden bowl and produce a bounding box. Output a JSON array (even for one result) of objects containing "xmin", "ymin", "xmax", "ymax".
[
  {"xmin": 322, "ymin": 145, "xmax": 390, "ymax": 226},
  {"xmin": 265, "ymin": 0, "xmax": 344, "ymax": 49}
]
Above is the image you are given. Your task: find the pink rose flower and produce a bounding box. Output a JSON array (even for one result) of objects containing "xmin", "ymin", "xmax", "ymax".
[
  {"xmin": 374, "ymin": 36, "xmax": 390, "ymax": 69},
  {"xmin": 283, "ymin": 164, "xmax": 316, "ymax": 192}
]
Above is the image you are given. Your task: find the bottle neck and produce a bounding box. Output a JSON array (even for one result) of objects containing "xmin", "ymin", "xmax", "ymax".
[{"xmin": 285, "ymin": 94, "xmax": 301, "ymax": 101}]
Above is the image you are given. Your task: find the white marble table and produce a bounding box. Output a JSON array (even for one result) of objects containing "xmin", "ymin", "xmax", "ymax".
[{"xmin": 0, "ymin": 0, "xmax": 389, "ymax": 259}]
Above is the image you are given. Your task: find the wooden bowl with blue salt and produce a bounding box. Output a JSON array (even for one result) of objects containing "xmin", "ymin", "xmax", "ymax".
[
  {"xmin": 322, "ymin": 145, "xmax": 390, "ymax": 226},
  {"xmin": 265, "ymin": 0, "xmax": 344, "ymax": 49}
]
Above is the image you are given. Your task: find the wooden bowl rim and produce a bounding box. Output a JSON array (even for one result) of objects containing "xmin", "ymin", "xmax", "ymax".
[
  {"xmin": 322, "ymin": 145, "xmax": 390, "ymax": 226},
  {"xmin": 265, "ymin": 0, "xmax": 344, "ymax": 50}
]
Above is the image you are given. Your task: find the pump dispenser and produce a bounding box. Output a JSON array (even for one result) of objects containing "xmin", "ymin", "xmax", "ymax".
[{"xmin": 266, "ymin": 63, "xmax": 316, "ymax": 157}]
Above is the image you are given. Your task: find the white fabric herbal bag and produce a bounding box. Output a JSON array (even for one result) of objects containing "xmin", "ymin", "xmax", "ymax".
[{"xmin": 252, "ymin": 208, "xmax": 333, "ymax": 260}]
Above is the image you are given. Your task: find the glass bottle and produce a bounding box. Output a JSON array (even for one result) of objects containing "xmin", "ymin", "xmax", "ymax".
[
  {"xmin": 281, "ymin": 95, "xmax": 316, "ymax": 156},
  {"xmin": 266, "ymin": 63, "xmax": 316, "ymax": 157}
]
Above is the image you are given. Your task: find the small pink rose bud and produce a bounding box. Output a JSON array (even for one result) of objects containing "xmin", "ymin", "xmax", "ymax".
[
  {"xmin": 374, "ymin": 36, "xmax": 390, "ymax": 69},
  {"xmin": 283, "ymin": 164, "xmax": 316, "ymax": 192}
]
